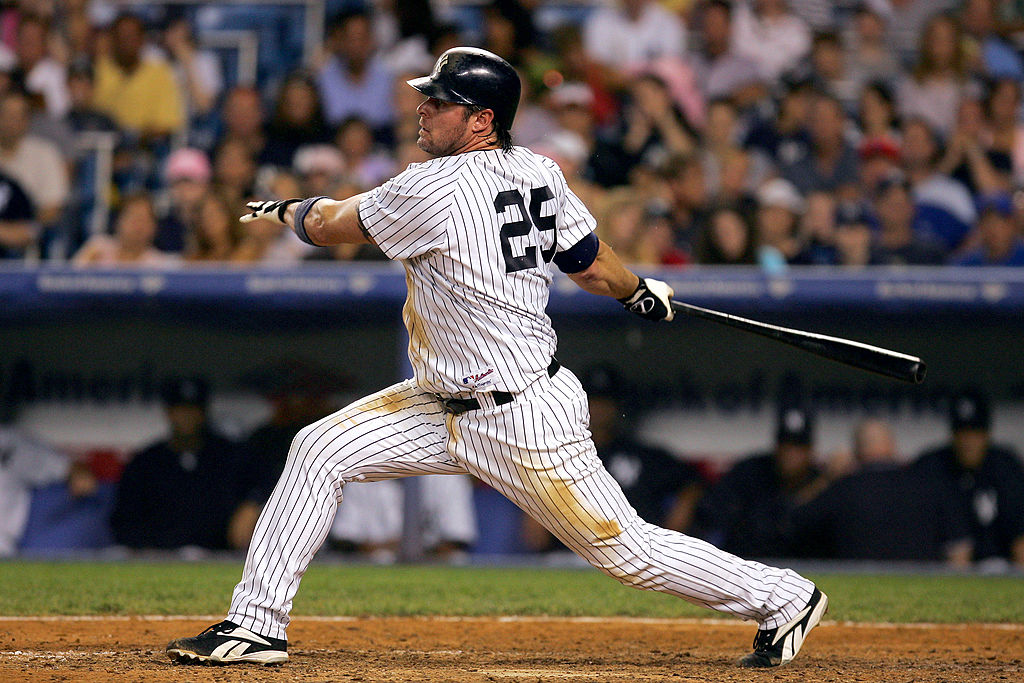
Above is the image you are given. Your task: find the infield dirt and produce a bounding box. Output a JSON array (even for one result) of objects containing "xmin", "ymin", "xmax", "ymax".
[{"xmin": 1, "ymin": 616, "xmax": 1021, "ymax": 682}]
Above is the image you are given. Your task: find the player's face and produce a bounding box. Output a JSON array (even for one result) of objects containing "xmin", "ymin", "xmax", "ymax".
[{"xmin": 415, "ymin": 97, "xmax": 476, "ymax": 157}]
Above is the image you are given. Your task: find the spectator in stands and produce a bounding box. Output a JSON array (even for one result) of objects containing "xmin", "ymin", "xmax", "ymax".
[
  {"xmin": 886, "ymin": 0, "xmax": 962, "ymax": 67},
  {"xmin": 156, "ymin": 147, "xmax": 212, "ymax": 253},
  {"xmin": 732, "ymin": 0, "xmax": 812, "ymax": 83},
  {"xmin": 857, "ymin": 81, "xmax": 900, "ymax": 144},
  {"xmin": 807, "ymin": 31, "xmax": 860, "ymax": 114},
  {"xmin": 330, "ymin": 475, "xmax": 479, "ymax": 563},
  {"xmin": 62, "ymin": 58, "xmax": 119, "ymax": 136},
  {"xmin": 0, "ymin": 169, "xmax": 37, "ymax": 260},
  {"xmin": 263, "ymin": 70, "xmax": 331, "ymax": 169},
  {"xmin": 480, "ymin": 1, "xmax": 537, "ymax": 67},
  {"xmin": 72, "ymin": 192, "xmax": 177, "ymax": 267},
  {"xmin": 938, "ymin": 95, "xmax": 1012, "ymax": 196},
  {"xmin": 832, "ymin": 201, "xmax": 881, "ymax": 267},
  {"xmin": 781, "ymin": 92, "xmax": 859, "ymax": 196},
  {"xmin": 872, "ymin": 175, "xmax": 947, "ymax": 265},
  {"xmin": 546, "ymin": 24, "xmax": 618, "ymax": 127},
  {"xmin": 754, "ymin": 177, "xmax": 804, "ymax": 271},
  {"xmin": 217, "ymin": 86, "xmax": 267, "ymax": 162},
  {"xmin": 901, "ymin": 117, "xmax": 977, "ymax": 252},
  {"xmin": 790, "ymin": 418, "xmax": 973, "ymax": 565},
  {"xmin": 954, "ymin": 192, "xmax": 1024, "ymax": 265},
  {"xmin": 857, "ymin": 134, "xmax": 902, "ymax": 196},
  {"xmin": 317, "ymin": 9, "xmax": 394, "ymax": 135},
  {"xmin": 582, "ymin": 0, "xmax": 687, "ymax": 79},
  {"xmin": 742, "ymin": 75, "xmax": 813, "ymax": 169},
  {"xmin": 92, "ymin": 14, "xmax": 184, "ymax": 141},
  {"xmin": 227, "ymin": 362, "xmax": 344, "ymax": 549},
  {"xmin": 293, "ymin": 143, "xmax": 345, "ymax": 198},
  {"xmin": 896, "ymin": 13, "xmax": 970, "ymax": 139},
  {"xmin": 694, "ymin": 402, "xmax": 822, "ymax": 558},
  {"xmin": 663, "ymin": 154, "xmax": 712, "ymax": 253},
  {"xmin": 185, "ymin": 192, "xmax": 241, "ymax": 262},
  {"xmin": 211, "ymin": 139, "xmax": 257, "ymax": 213},
  {"xmin": 0, "ymin": 403, "xmax": 97, "ymax": 557},
  {"xmin": 962, "ymin": 0, "xmax": 1024, "ymax": 80},
  {"xmin": 335, "ymin": 116, "xmax": 396, "ymax": 190},
  {"xmin": 598, "ymin": 73, "xmax": 697, "ymax": 188},
  {"xmin": 701, "ymin": 98, "xmax": 766, "ymax": 201},
  {"xmin": 689, "ymin": 0, "xmax": 765, "ymax": 109},
  {"xmin": 914, "ymin": 389, "xmax": 1024, "ymax": 568},
  {"xmin": 843, "ymin": 5, "xmax": 901, "ymax": 90},
  {"xmin": 521, "ymin": 365, "xmax": 706, "ymax": 553},
  {"xmin": 792, "ymin": 190, "xmax": 837, "ymax": 264},
  {"xmin": 110, "ymin": 377, "xmax": 242, "ymax": 551},
  {"xmin": 985, "ymin": 78, "xmax": 1024, "ymax": 186},
  {"xmin": 0, "ymin": 90, "xmax": 69, "ymax": 228},
  {"xmin": 14, "ymin": 13, "xmax": 69, "ymax": 118},
  {"xmin": 161, "ymin": 15, "xmax": 223, "ymax": 120},
  {"xmin": 695, "ymin": 203, "xmax": 756, "ymax": 265}
]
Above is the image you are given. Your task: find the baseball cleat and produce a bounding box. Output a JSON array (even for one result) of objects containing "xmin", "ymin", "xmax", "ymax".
[
  {"xmin": 166, "ymin": 619, "xmax": 287, "ymax": 665},
  {"xmin": 737, "ymin": 587, "xmax": 828, "ymax": 668}
]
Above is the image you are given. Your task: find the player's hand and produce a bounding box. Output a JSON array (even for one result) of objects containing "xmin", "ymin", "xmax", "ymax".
[
  {"xmin": 239, "ymin": 198, "xmax": 301, "ymax": 225},
  {"xmin": 618, "ymin": 277, "xmax": 674, "ymax": 322}
]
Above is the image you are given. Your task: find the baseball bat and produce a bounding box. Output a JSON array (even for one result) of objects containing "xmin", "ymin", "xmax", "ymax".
[{"xmin": 670, "ymin": 300, "xmax": 927, "ymax": 384}]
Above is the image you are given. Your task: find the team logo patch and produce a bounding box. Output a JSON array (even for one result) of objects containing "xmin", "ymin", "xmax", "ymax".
[{"xmin": 461, "ymin": 367, "xmax": 496, "ymax": 389}]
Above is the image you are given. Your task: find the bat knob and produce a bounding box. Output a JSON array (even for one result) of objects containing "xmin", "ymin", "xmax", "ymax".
[{"xmin": 910, "ymin": 361, "xmax": 927, "ymax": 384}]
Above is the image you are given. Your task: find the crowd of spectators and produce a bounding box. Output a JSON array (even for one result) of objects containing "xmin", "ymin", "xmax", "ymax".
[{"xmin": 0, "ymin": 0, "xmax": 1023, "ymax": 267}]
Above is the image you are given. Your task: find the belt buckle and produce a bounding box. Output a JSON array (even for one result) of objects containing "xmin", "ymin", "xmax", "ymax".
[{"xmin": 439, "ymin": 396, "xmax": 469, "ymax": 416}]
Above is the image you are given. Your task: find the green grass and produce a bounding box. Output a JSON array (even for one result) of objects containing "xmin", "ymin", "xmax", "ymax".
[{"xmin": 1, "ymin": 561, "xmax": 1022, "ymax": 623}]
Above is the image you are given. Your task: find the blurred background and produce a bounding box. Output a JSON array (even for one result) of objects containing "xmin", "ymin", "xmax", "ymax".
[{"xmin": 0, "ymin": 0, "xmax": 1022, "ymax": 573}]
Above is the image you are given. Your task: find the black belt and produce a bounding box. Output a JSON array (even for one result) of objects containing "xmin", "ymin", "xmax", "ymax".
[{"xmin": 438, "ymin": 358, "xmax": 560, "ymax": 415}]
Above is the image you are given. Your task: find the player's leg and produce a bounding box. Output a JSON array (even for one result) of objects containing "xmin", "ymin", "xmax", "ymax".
[
  {"xmin": 451, "ymin": 367, "xmax": 823, "ymax": 666},
  {"xmin": 167, "ymin": 380, "xmax": 465, "ymax": 664}
]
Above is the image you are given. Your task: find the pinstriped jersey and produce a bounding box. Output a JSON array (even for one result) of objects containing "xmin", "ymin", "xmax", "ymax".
[{"xmin": 358, "ymin": 146, "xmax": 596, "ymax": 395}]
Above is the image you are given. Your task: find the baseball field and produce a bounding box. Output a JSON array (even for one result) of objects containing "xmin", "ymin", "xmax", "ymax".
[{"xmin": 1, "ymin": 560, "xmax": 1022, "ymax": 682}]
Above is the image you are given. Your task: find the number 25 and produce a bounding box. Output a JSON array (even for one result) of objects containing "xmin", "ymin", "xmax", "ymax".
[{"xmin": 494, "ymin": 186, "xmax": 557, "ymax": 273}]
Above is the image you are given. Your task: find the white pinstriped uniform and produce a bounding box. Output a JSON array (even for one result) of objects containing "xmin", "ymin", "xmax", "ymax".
[{"xmin": 227, "ymin": 147, "xmax": 814, "ymax": 640}]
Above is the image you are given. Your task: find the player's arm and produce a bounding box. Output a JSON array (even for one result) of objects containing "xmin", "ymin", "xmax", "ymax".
[
  {"xmin": 564, "ymin": 236, "xmax": 674, "ymax": 321},
  {"xmin": 240, "ymin": 195, "xmax": 374, "ymax": 246}
]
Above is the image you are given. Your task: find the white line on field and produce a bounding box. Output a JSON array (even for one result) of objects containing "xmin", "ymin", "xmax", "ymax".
[{"xmin": 0, "ymin": 615, "xmax": 1023, "ymax": 630}]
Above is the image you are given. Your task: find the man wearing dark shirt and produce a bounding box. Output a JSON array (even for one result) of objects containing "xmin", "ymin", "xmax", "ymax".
[
  {"xmin": 0, "ymin": 169, "xmax": 36, "ymax": 259},
  {"xmin": 914, "ymin": 390, "xmax": 1024, "ymax": 568},
  {"xmin": 791, "ymin": 419, "xmax": 972, "ymax": 564},
  {"xmin": 695, "ymin": 403, "xmax": 820, "ymax": 558},
  {"xmin": 110, "ymin": 377, "xmax": 242, "ymax": 550}
]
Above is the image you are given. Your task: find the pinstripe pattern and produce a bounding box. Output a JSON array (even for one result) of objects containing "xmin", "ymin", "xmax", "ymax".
[{"xmin": 226, "ymin": 146, "xmax": 815, "ymax": 643}]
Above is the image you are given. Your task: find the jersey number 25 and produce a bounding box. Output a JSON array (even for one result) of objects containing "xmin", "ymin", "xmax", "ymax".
[{"xmin": 494, "ymin": 186, "xmax": 557, "ymax": 273}]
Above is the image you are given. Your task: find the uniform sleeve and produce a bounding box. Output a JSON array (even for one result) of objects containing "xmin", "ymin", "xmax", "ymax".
[
  {"xmin": 358, "ymin": 165, "xmax": 453, "ymax": 261},
  {"xmin": 552, "ymin": 166, "xmax": 597, "ymax": 250}
]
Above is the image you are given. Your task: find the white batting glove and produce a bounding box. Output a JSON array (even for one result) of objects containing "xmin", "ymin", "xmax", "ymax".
[
  {"xmin": 618, "ymin": 277, "xmax": 675, "ymax": 322},
  {"xmin": 239, "ymin": 199, "xmax": 301, "ymax": 225}
]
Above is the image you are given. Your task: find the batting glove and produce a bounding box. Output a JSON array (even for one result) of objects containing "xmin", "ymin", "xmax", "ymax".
[
  {"xmin": 619, "ymin": 277, "xmax": 675, "ymax": 322},
  {"xmin": 240, "ymin": 199, "xmax": 301, "ymax": 225}
]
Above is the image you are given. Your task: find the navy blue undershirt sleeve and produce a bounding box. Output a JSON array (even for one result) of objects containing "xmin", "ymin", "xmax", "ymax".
[{"xmin": 553, "ymin": 232, "xmax": 599, "ymax": 273}]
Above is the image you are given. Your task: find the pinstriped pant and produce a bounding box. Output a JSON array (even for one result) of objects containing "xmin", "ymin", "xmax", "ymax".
[{"xmin": 227, "ymin": 367, "xmax": 815, "ymax": 640}]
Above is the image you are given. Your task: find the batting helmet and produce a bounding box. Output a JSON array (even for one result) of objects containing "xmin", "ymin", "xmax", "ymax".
[{"xmin": 406, "ymin": 47, "xmax": 521, "ymax": 132}]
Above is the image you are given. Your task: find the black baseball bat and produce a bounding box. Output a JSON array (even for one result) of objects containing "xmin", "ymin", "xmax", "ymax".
[{"xmin": 670, "ymin": 300, "xmax": 927, "ymax": 384}]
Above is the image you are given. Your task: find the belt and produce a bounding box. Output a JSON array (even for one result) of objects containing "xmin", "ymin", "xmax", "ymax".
[{"xmin": 438, "ymin": 358, "xmax": 560, "ymax": 415}]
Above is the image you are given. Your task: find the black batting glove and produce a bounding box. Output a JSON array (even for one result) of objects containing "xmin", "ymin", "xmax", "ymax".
[
  {"xmin": 618, "ymin": 277, "xmax": 675, "ymax": 322},
  {"xmin": 240, "ymin": 198, "xmax": 302, "ymax": 225}
]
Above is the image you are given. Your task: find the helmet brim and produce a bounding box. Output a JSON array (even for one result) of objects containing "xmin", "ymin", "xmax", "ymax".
[{"xmin": 407, "ymin": 76, "xmax": 475, "ymax": 107}]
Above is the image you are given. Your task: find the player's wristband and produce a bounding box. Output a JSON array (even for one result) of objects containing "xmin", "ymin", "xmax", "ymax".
[{"xmin": 293, "ymin": 196, "xmax": 330, "ymax": 245}]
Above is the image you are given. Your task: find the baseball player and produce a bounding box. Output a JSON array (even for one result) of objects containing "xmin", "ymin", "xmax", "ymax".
[{"xmin": 167, "ymin": 47, "xmax": 827, "ymax": 669}]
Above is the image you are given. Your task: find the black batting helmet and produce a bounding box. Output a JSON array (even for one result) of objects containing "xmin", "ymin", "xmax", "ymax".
[{"xmin": 407, "ymin": 47, "xmax": 521, "ymax": 132}]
